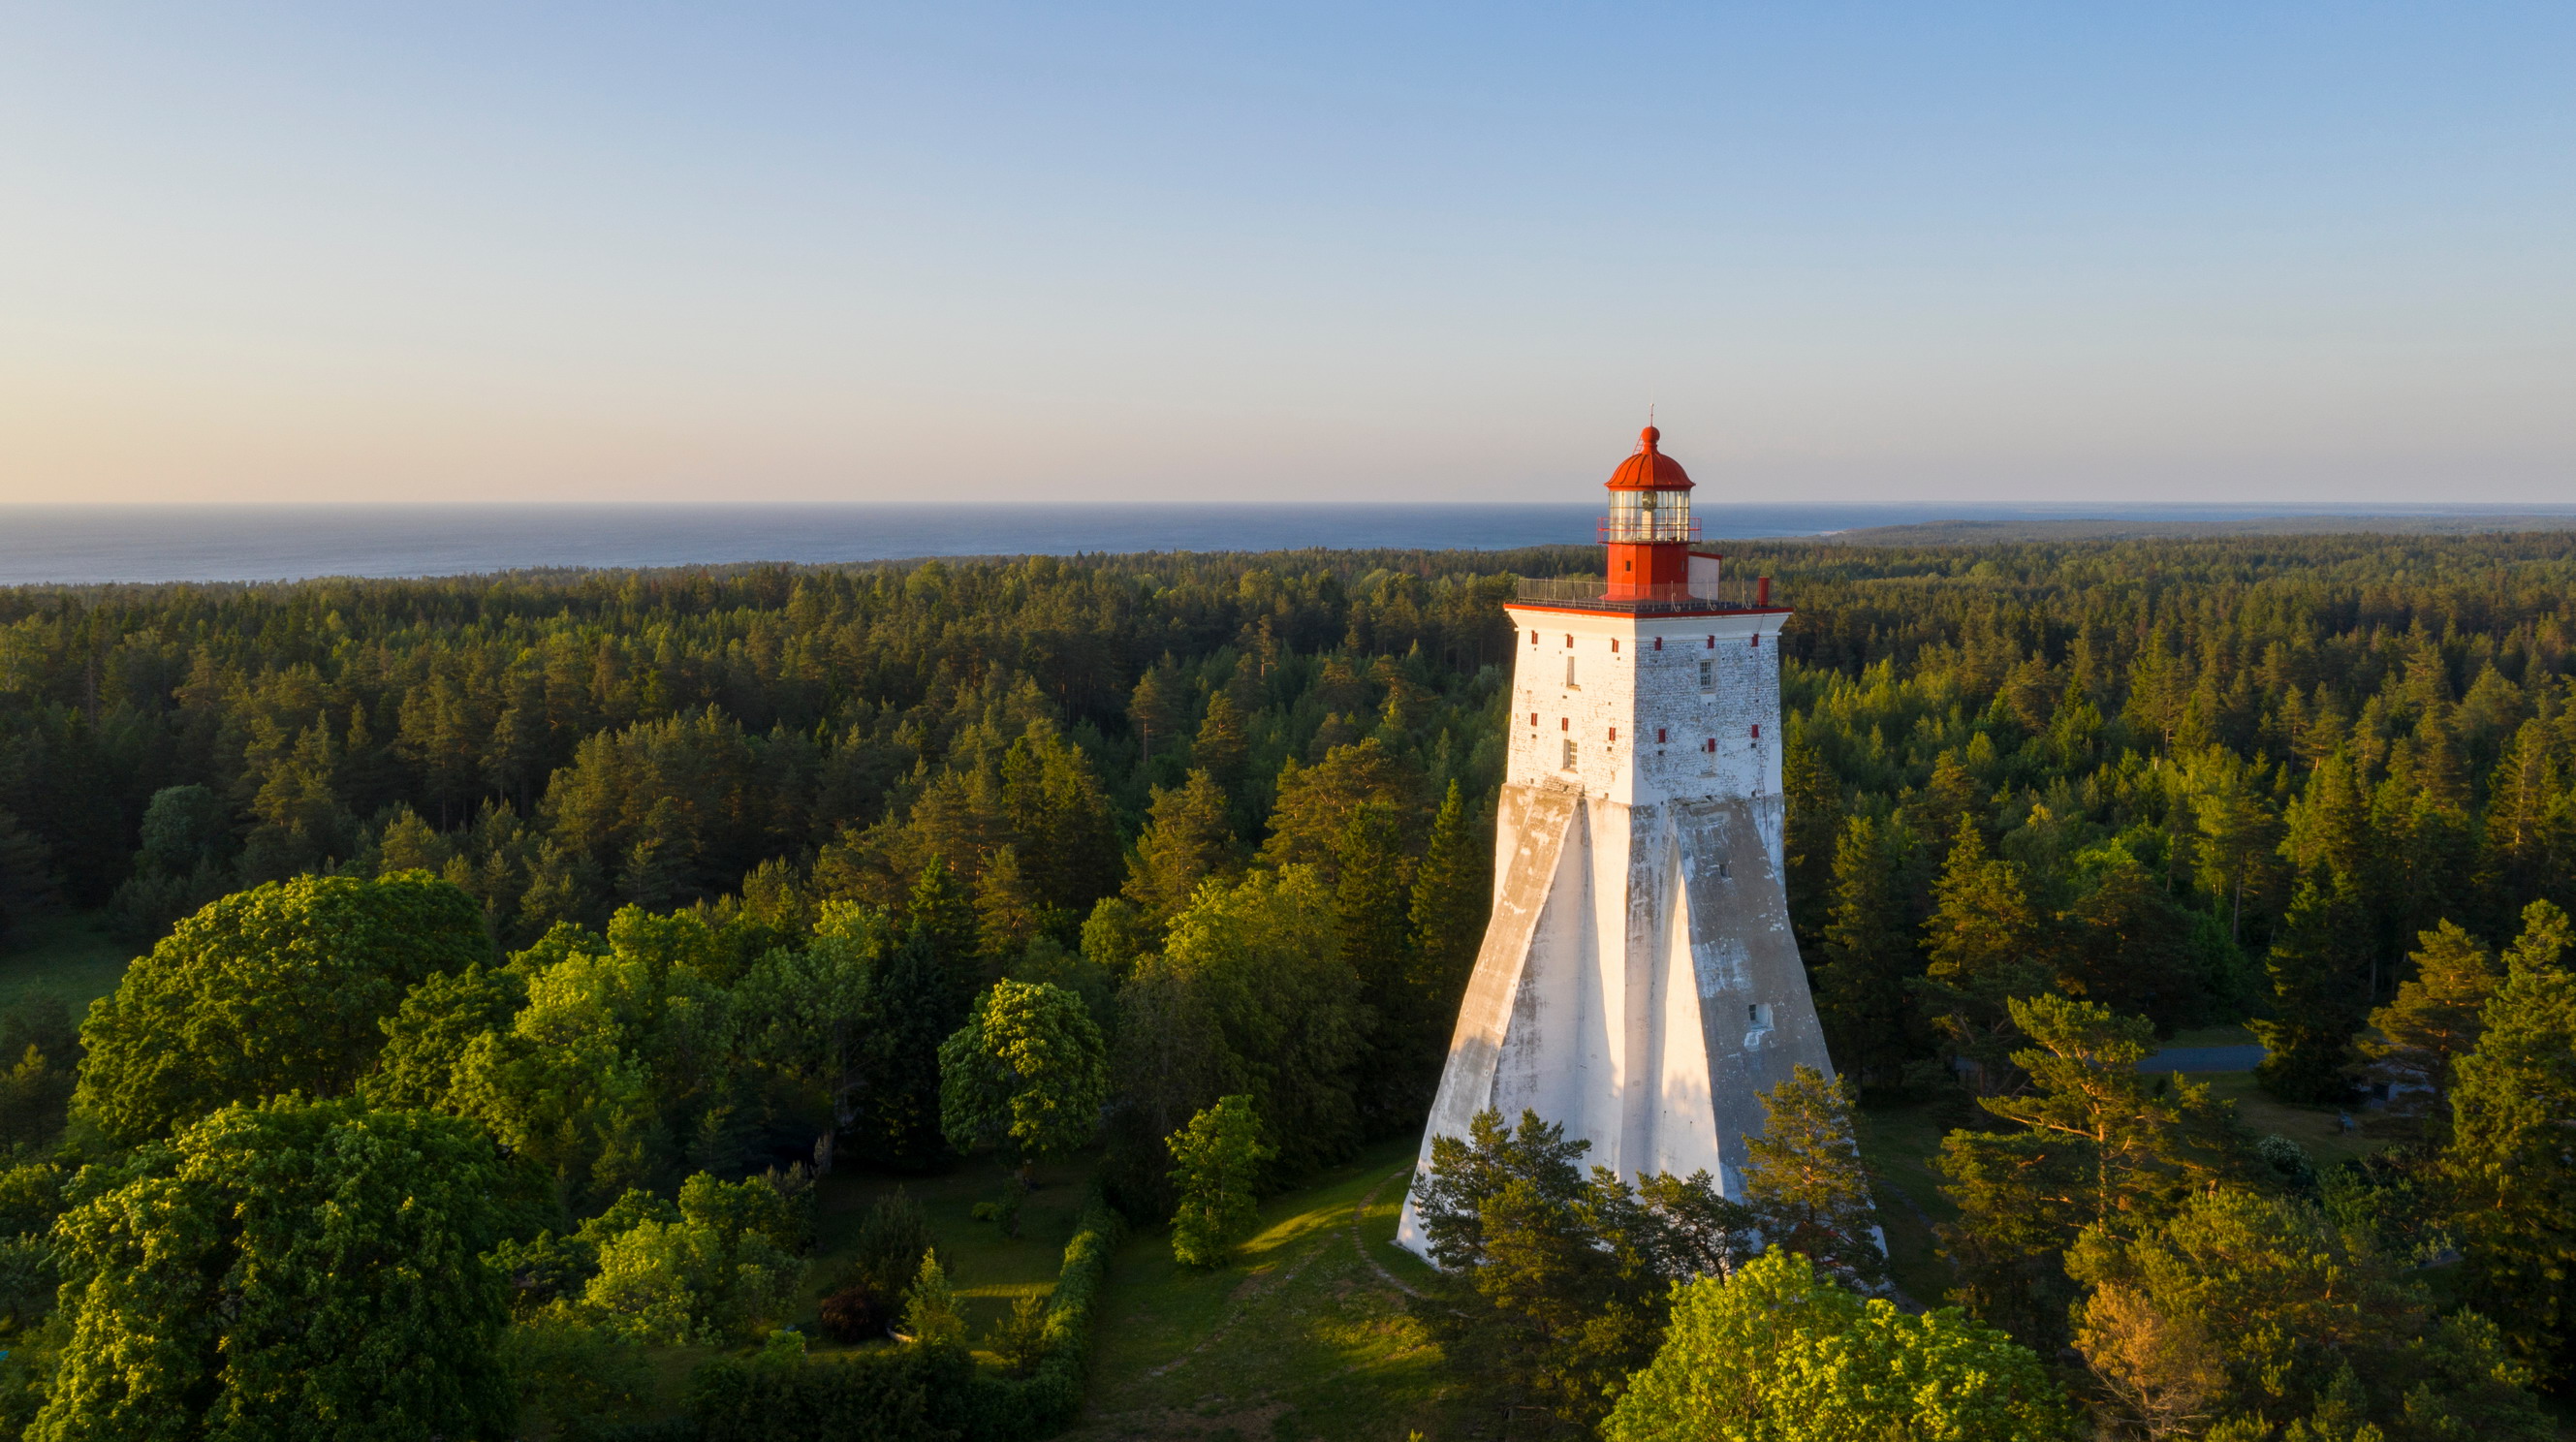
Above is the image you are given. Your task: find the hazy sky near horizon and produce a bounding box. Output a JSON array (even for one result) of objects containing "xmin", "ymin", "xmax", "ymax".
[{"xmin": 4, "ymin": 4, "xmax": 2571, "ymax": 506}]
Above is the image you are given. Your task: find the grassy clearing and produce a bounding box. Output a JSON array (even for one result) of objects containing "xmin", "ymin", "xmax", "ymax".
[
  {"xmin": 801, "ymin": 1153, "xmax": 1094, "ymax": 1352},
  {"xmin": 2198, "ymin": 1071, "xmax": 2391, "ymax": 1168},
  {"xmin": 0, "ymin": 911, "xmax": 133, "ymax": 1014},
  {"xmin": 1067, "ymin": 1137, "xmax": 1476, "ymax": 1442}
]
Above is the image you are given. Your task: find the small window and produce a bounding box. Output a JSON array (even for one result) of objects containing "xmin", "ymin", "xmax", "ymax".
[
  {"xmin": 1528, "ymin": 711, "xmax": 1538, "ymax": 727},
  {"xmin": 1560, "ymin": 717, "xmax": 1569, "ymax": 732},
  {"xmin": 1750, "ymin": 633, "xmax": 1761, "ymax": 648},
  {"xmin": 1750, "ymin": 724, "xmax": 1761, "ymax": 739},
  {"xmin": 1564, "ymin": 635, "xmax": 1573, "ymax": 647},
  {"xmin": 1528, "ymin": 630, "xmax": 1538, "ymax": 645},
  {"xmin": 1698, "ymin": 660, "xmax": 1712, "ymax": 689},
  {"xmin": 1704, "ymin": 738, "xmax": 1714, "ymax": 753},
  {"xmin": 1652, "ymin": 637, "xmax": 1663, "ymax": 651},
  {"xmin": 1656, "ymin": 728, "xmax": 1667, "ymax": 743},
  {"xmin": 1561, "ymin": 738, "xmax": 1578, "ymax": 769},
  {"xmin": 1609, "ymin": 727, "xmax": 1618, "ymax": 741},
  {"xmin": 1611, "ymin": 639, "xmax": 1619, "ymax": 654},
  {"xmin": 1705, "ymin": 637, "xmax": 1714, "ymax": 648},
  {"xmin": 1565, "ymin": 657, "xmax": 1577, "ymax": 685}
]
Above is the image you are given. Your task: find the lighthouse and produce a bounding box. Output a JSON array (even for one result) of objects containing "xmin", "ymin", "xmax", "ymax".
[{"xmin": 1395, "ymin": 426, "xmax": 1836, "ymax": 1258}]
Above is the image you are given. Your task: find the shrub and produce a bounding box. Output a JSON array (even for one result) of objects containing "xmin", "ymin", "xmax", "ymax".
[
  {"xmin": 580, "ymin": 1173, "xmax": 804, "ymax": 1345},
  {"xmin": 681, "ymin": 1188, "xmax": 1126, "ymax": 1442}
]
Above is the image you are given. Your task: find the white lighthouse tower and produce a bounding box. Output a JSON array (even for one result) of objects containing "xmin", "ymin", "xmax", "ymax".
[{"xmin": 1395, "ymin": 426, "xmax": 1837, "ymax": 1258}]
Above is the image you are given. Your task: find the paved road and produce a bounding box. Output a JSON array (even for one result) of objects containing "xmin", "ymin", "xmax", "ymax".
[{"xmin": 2138, "ymin": 1044, "xmax": 2265, "ymax": 1073}]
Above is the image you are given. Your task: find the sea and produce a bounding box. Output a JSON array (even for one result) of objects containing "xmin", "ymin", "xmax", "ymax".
[{"xmin": 2, "ymin": 502, "xmax": 2571, "ymax": 587}]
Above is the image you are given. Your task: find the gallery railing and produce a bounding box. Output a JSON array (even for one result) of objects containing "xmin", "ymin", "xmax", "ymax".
[{"xmin": 1511, "ymin": 578, "xmax": 1768, "ymax": 613}]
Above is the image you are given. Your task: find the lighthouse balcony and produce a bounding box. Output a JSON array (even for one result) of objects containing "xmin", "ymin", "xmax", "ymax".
[
  {"xmin": 1512, "ymin": 578, "xmax": 1773, "ymax": 614},
  {"xmin": 1596, "ymin": 515, "xmax": 1701, "ymax": 544}
]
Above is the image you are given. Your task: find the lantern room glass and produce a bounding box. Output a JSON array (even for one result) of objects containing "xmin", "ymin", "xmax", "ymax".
[{"xmin": 1606, "ymin": 488, "xmax": 1692, "ymax": 543}]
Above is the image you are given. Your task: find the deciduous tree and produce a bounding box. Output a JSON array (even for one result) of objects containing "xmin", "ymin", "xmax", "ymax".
[
  {"xmin": 1603, "ymin": 1249, "xmax": 2075, "ymax": 1442},
  {"xmin": 35, "ymin": 1098, "xmax": 519, "ymax": 1442},
  {"xmin": 1166, "ymin": 1094, "xmax": 1272, "ymax": 1268},
  {"xmin": 938, "ymin": 980, "xmax": 1109, "ymax": 1203},
  {"xmin": 76, "ymin": 872, "xmax": 489, "ymax": 1144}
]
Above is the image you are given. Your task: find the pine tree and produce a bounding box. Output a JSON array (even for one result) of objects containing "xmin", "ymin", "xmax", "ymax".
[
  {"xmin": 860, "ymin": 922, "xmax": 968, "ymax": 1174},
  {"xmin": 2359, "ymin": 920, "xmax": 2505, "ymax": 1129},
  {"xmin": 1739, "ymin": 1066, "xmax": 1885, "ymax": 1292},
  {"xmin": 2442, "ymin": 902, "xmax": 2576, "ymax": 1379},
  {"xmin": 2483, "ymin": 720, "xmax": 2573, "ymax": 918},
  {"xmin": 1192, "ymin": 691, "xmax": 1250, "ymax": 794},
  {"xmin": 1404, "ymin": 1109, "xmax": 1671, "ymax": 1431},
  {"xmin": 1406, "ymin": 780, "xmax": 1486, "ymax": 1026},
  {"xmin": 1979, "ymin": 995, "xmax": 2230, "ymax": 1229},
  {"xmin": 2059, "ymin": 859, "xmax": 2204, "ymax": 1035},
  {"xmin": 1908, "ymin": 750, "xmax": 1984, "ymax": 846},
  {"xmin": 1780, "ymin": 737, "xmax": 1844, "ymax": 950},
  {"xmin": 2254, "ymin": 876, "xmax": 2373, "ymax": 1103},
  {"xmin": 1128, "ymin": 662, "xmax": 1183, "ymax": 764},
  {"xmin": 614, "ymin": 795, "xmax": 693, "ymax": 910},
  {"xmin": 1916, "ymin": 818, "xmax": 2051, "ymax": 1090},
  {"xmin": 898, "ymin": 1250, "xmax": 966, "ymax": 1350},
  {"xmin": 1936, "ymin": 995, "xmax": 2232, "ymax": 1350},
  {"xmin": 2182, "ymin": 745, "xmax": 2280, "ymax": 943},
  {"xmin": 1925, "ymin": 818, "xmax": 2044, "ymax": 980},
  {"xmin": 907, "ymin": 856, "xmax": 978, "ymax": 971},
  {"xmin": 1334, "ymin": 806, "xmax": 1418, "ymax": 1118},
  {"xmin": 0, "ymin": 809, "xmax": 62, "ymax": 944},
  {"xmin": 999, "ymin": 722, "xmax": 1122, "ymax": 916},
  {"xmin": 971, "ymin": 844, "xmax": 1045, "ymax": 962},
  {"xmin": 2282, "ymin": 751, "xmax": 2372, "ymax": 891},
  {"xmin": 1122, "ymin": 769, "xmax": 1238, "ymax": 925},
  {"xmin": 1258, "ymin": 737, "xmax": 1422, "ymax": 879},
  {"xmin": 1815, "ymin": 814, "xmax": 1922, "ymax": 1089}
]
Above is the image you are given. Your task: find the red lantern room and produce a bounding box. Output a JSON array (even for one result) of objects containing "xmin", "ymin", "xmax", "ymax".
[{"xmin": 1602, "ymin": 425, "xmax": 1697, "ymax": 600}]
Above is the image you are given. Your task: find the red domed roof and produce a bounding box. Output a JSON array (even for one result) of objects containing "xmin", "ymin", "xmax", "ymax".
[{"xmin": 1606, "ymin": 425, "xmax": 1693, "ymax": 490}]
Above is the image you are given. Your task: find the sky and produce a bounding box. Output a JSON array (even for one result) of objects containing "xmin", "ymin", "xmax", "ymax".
[{"xmin": 2, "ymin": 3, "xmax": 2570, "ymax": 506}]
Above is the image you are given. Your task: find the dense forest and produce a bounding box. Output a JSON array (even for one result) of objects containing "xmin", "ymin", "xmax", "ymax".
[{"xmin": 0, "ymin": 531, "xmax": 2573, "ymax": 1439}]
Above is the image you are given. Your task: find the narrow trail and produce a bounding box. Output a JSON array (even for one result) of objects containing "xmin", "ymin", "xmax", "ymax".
[{"xmin": 1351, "ymin": 1167, "xmax": 1421, "ymax": 1298}]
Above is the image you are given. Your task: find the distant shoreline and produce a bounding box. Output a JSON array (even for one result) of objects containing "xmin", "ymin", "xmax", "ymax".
[{"xmin": 5, "ymin": 501, "xmax": 2574, "ymax": 587}]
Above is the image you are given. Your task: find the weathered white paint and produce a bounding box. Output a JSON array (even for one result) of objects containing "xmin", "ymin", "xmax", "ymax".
[{"xmin": 1395, "ymin": 602, "xmax": 1837, "ymax": 1260}]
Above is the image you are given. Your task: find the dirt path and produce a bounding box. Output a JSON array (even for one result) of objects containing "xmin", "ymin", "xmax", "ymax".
[{"xmin": 1350, "ymin": 1167, "xmax": 1420, "ymax": 1298}]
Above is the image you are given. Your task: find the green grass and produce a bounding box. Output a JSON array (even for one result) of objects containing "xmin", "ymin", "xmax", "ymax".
[
  {"xmin": 801, "ymin": 1153, "xmax": 1095, "ymax": 1351},
  {"xmin": 0, "ymin": 911, "xmax": 135, "ymax": 1015},
  {"xmin": 1067, "ymin": 1137, "xmax": 1478, "ymax": 1442},
  {"xmin": 1854, "ymin": 1095, "xmax": 1969, "ymax": 1306},
  {"xmin": 2164, "ymin": 1022, "xmax": 2259, "ymax": 1048},
  {"xmin": 2198, "ymin": 1070, "xmax": 2390, "ymax": 1168}
]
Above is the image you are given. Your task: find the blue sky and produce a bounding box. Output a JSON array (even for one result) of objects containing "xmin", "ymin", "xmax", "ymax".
[{"xmin": 3, "ymin": 3, "xmax": 2569, "ymax": 504}]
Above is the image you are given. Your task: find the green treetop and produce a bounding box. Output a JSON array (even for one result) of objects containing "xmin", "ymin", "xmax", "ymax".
[
  {"xmin": 1603, "ymin": 1248, "xmax": 2076, "ymax": 1442},
  {"xmin": 939, "ymin": 979, "xmax": 1110, "ymax": 1184},
  {"xmin": 76, "ymin": 872, "xmax": 490, "ymax": 1144},
  {"xmin": 1740, "ymin": 1066, "xmax": 1886, "ymax": 1294},
  {"xmin": 35, "ymin": 1097, "xmax": 521, "ymax": 1442},
  {"xmin": 1166, "ymin": 1094, "xmax": 1273, "ymax": 1268},
  {"xmin": 2443, "ymin": 899, "xmax": 2576, "ymax": 1380}
]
